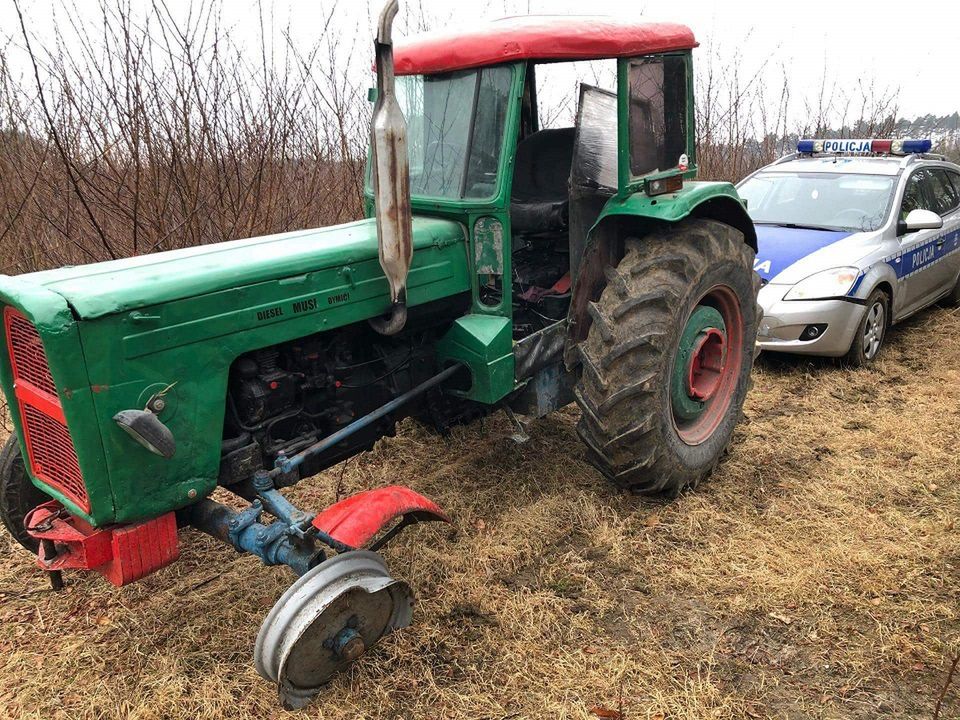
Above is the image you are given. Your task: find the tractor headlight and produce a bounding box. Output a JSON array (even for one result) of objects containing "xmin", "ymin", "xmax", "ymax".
[
  {"xmin": 114, "ymin": 409, "xmax": 176, "ymax": 459},
  {"xmin": 784, "ymin": 267, "xmax": 859, "ymax": 301}
]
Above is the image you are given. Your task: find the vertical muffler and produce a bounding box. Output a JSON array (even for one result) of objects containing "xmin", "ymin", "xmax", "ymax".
[{"xmin": 369, "ymin": 0, "xmax": 413, "ymax": 336}]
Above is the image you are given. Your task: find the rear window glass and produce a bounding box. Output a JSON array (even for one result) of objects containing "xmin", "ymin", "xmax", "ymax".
[{"xmin": 627, "ymin": 55, "xmax": 687, "ymax": 178}]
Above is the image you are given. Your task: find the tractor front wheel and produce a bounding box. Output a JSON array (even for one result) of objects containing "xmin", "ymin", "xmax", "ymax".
[
  {"xmin": 575, "ymin": 219, "xmax": 759, "ymax": 495},
  {"xmin": 0, "ymin": 435, "xmax": 45, "ymax": 552}
]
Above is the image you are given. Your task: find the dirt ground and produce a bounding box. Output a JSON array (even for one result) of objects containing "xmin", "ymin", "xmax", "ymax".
[{"xmin": 0, "ymin": 307, "xmax": 957, "ymax": 720}]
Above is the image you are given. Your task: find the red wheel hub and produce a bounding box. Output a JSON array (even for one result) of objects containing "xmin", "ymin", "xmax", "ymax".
[
  {"xmin": 687, "ymin": 328, "xmax": 726, "ymax": 401},
  {"xmin": 671, "ymin": 285, "xmax": 744, "ymax": 446}
]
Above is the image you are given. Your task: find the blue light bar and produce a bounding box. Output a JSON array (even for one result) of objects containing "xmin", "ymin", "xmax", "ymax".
[
  {"xmin": 797, "ymin": 138, "xmax": 933, "ymax": 155},
  {"xmin": 897, "ymin": 139, "xmax": 933, "ymax": 154}
]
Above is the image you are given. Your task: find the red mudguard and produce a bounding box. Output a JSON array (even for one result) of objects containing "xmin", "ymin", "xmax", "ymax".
[{"xmin": 311, "ymin": 485, "xmax": 449, "ymax": 549}]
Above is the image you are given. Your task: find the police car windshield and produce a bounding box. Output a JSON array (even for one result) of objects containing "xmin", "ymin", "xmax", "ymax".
[{"xmin": 738, "ymin": 172, "xmax": 896, "ymax": 232}]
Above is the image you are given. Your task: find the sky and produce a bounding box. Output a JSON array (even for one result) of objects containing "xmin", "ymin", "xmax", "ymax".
[{"xmin": 3, "ymin": 0, "xmax": 959, "ymax": 123}]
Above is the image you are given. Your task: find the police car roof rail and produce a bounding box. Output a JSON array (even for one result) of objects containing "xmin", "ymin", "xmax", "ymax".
[
  {"xmin": 899, "ymin": 153, "xmax": 949, "ymax": 168},
  {"xmin": 771, "ymin": 152, "xmax": 799, "ymax": 165}
]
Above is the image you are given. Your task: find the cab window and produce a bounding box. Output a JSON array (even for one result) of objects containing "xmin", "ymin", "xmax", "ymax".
[
  {"xmin": 929, "ymin": 169, "xmax": 960, "ymax": 215},
  {"xmin": 627, "ymin": 55, "xmax": 687, "ymax": 177},
  {"xmin": 948, "ymin": 170, "xmax": 960, "ymax": 199},
  {"xmin": 379, "ymin": 66, "xmax": 513, "ymax": 201},
  {"xmin": 900, "ymin": 171, "xmax": 930, "ymax": 220}
]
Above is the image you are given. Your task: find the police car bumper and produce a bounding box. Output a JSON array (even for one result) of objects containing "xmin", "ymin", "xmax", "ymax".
[{"xmin": 756, "ymin": 284, "xmax": 866, "ymax": 357}]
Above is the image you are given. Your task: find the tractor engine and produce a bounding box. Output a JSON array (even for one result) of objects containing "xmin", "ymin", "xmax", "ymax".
[{"xmin": 219, "ymin": 299, "xmax": 477, "ymax": 490}]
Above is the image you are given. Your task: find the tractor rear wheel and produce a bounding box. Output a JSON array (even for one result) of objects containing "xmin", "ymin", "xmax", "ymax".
[
  {"xmin": 575, "ymin": 219, "xmax": 759, "ymax": 495},
  {"xmin": 0, "ymin": 435, "xmax": 45, "ymax": 552}
]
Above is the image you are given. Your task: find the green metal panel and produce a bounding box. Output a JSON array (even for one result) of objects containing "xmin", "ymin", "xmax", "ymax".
[
  {"xmin": 434, "ymin": 314, "xmax": 514, "ymax": 404},
  {"xmin": 19, "ymin": 217, "xmax": 462, "ymax": 319},
  {"xmin": 594, "ymin": 180, "xmax": 750, "ymax": 229},
  {"xmin": 0, "ymin": 217, "xmax": 471, "ymax": 526},
  {"xmin": 0, "ymin": 279, "xmax": 113, "ymax": 525}
]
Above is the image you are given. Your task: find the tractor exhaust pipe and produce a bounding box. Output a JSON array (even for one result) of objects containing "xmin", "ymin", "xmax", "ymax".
[{"xmin": 369, "ymin": 0, "xmax": 412, "ymax": 336}]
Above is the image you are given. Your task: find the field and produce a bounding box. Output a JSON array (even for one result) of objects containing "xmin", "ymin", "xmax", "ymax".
[{"xmin": 0, "ymin": 305, "xmax": 957, "ymax": 720}]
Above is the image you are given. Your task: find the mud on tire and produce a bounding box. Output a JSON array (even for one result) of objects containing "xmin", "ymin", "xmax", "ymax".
[{"xmin": 574, "ymin": 219, "xmax": 760, "ymax": 495}]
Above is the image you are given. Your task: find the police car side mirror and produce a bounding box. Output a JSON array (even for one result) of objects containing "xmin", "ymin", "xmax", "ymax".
[{"xmin": 899, "ymin": 208, "xmax": 943, "ymax": 235}]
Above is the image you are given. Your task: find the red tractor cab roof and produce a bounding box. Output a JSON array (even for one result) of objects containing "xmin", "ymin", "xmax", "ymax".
[{"xmin": 393, "ymin": 16, "xmax": 698, "ymax": 76}]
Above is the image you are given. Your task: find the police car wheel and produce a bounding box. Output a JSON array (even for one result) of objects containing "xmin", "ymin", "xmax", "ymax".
[
  {"xmin": 575, "ymin": 219, "xmax": 759, "ymax": 496},
  {"xmin": 0, "ymin": 436, "xmax": 45, "ymax": 552},
  {"xmin": 844, "ymin": 289, "xmax": 888, "ymax": 366}
]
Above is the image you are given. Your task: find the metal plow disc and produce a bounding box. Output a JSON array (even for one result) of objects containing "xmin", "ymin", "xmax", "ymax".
[{"xmin": 254, "ymin": 551, "xmax": 413, "ymax": 709}]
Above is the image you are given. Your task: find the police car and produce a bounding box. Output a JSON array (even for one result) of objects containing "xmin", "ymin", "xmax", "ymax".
[{"xmin": 737, "ymin": 139, "xmax": 960, "ymax": 364}]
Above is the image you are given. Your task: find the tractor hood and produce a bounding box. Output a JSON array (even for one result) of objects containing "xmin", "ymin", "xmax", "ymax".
[{"xmin": 7, "ymin": 217, "xmax": 464, "ymax": 319}]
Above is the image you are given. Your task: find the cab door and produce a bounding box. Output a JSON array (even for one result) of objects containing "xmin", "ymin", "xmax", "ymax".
[
  {"xmin": 896, "ymin": 169, "xmax": 955, "ymax": 315},
  {"xmin": 616, "ymin": 52, "xmax": 694, "ymax": 196}
]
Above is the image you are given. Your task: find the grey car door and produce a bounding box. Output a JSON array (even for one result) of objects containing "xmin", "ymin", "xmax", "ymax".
[
  {"xmin": 933, "ymin": 168, "xmax": 960, "ymax": 292},
  {"xmin": 897, "ymin": 169, "xmax": 955, "ymax": 314}
]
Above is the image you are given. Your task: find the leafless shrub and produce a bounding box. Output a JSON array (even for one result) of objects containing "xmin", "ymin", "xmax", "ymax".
[
  {"xmin": 0, "ymin": 2, "xmax": 933, "ymax": 278},
  {"xmin": 695, "ymin": 38, "xmax": 792, "ymax": 182},
  {"xmin": 0, "ymin": 0, "xmax": 371, "ymax": 275},
  {"xmin": 695, "ymin": 40, "xmax": 900, "ymax": 183}
]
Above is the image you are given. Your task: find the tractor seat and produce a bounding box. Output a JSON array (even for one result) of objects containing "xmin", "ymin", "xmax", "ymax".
[{"xmin": 510, "ymin": 128, "xmax": 576, "ymax": 234}]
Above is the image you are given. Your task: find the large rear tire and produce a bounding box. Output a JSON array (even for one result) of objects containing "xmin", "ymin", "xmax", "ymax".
[
  {"xmin": 0, "ymin": 436, "xmax": 45, "ymax": 552},
  {"xmin": 575, "ymin": 219, "xmax": 759, "ymax": 495}
]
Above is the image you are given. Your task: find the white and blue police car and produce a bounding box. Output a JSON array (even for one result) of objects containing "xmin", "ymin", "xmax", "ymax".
[{"xmin": 737, "ymin": 139, "xmax": 960, "ymax": 364}]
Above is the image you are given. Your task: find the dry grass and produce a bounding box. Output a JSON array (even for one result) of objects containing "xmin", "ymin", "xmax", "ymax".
[{"xmin": 0, "ymin": 307, "xmax": 957, "ymax": 720}]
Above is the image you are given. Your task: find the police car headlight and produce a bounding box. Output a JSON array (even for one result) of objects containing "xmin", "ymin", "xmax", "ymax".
[{"xmin": 784, "ymin": 267, "xmax": 859, "ymax": 301}]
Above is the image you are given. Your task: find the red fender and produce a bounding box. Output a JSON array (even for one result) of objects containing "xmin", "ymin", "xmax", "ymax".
[{"xmin": 312, "ymin": 485, "xmax": 449, "ymax": 549}]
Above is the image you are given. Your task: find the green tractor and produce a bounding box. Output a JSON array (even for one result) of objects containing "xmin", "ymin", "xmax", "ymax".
[{"xmin": 0, "ymin": 3, "xmax": 758, "ymax": 707}]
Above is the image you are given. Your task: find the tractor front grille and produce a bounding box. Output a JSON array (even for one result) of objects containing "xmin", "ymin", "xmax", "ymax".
[
  {"xmin": 3, "ymin": 307, "xmax": 89, "ymax": 512},
  {"xmin": 5, "ymin": 310, "xmax": 57, "ymax": 396}
]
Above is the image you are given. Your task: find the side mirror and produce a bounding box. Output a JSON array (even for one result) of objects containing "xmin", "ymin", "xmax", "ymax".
[{"xmin": 898, "ymin": 208, "xmax": 943, "ymax": 235}]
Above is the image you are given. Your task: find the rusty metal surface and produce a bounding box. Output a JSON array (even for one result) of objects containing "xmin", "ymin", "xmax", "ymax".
[
  {"xmin": 370, "ymin": 0, "xmax": 413, "ymax": 332},
  {"xmin": 473, "ymin": 217, "xmax": 504, "ymax": 275}
]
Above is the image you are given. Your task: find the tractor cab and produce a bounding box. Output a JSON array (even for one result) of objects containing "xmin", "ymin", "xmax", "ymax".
[{"xmin": 367, "ymin": 17, "xmax": 715, "ymax": 348}]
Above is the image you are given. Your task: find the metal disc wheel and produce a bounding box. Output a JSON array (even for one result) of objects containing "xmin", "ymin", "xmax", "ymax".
[
  {"xmin": 254, "ymin": 550, "xmax": 413, "ymax": 709},
  {"xmin": 670, "ymin": 286, "xmax": 744, "ymax": 446}
]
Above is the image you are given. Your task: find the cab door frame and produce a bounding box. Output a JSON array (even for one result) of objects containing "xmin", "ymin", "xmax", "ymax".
[{"xmin": 615, "ymin": 51, "xmax": 696, "ymax": 198}]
